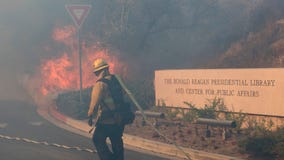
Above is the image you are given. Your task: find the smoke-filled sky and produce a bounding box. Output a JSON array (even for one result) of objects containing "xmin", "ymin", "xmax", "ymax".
[
  {"xmin": 0, "ymin": 1, "xmax": 66, "ymax": 101},
  {"xmin": 0, "ymin": 0, "xmax": 105, "ymax": 101},
  {"xmin": 0, "ymin": 0, "xmax": 282, "ymax": 102}
]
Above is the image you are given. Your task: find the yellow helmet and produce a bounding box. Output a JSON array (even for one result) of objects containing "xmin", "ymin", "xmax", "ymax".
[{"xmin": 93, "ymin": 58, "xmax": 109, "ymax": 73}]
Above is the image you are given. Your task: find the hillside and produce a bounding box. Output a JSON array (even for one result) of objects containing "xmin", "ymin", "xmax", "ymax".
[
  {"xmin": 82, "ymin": 0, "xmax": 284, "ymax": 77},
  {"xmin": 212, "ymin": 19, "xmax": 284, "ymax": 68}
]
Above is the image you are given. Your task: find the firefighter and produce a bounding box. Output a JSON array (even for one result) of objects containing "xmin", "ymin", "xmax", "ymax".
[{"xmin": 88, "ymin": 58, "xmax": 125, "ymax": 160}]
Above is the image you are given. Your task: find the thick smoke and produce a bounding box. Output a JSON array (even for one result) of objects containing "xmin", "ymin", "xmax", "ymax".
[
  {"xmin": 1, "ymin": 0, "xmax": 283, "ymax": 102},
  {"xmin": 0, "ymin": 0, "xmax": 66, "ymax": 101}
]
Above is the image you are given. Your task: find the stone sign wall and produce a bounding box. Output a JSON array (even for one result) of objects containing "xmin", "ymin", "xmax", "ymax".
[{"xmin": 155, "ymin": 68, "xmax": 284, "ymax": 116}]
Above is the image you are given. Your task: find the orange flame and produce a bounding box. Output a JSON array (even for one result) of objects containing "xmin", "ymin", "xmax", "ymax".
[{"xmin": 39, "ymin": 25, "xmax": 127, "ymax": 95}]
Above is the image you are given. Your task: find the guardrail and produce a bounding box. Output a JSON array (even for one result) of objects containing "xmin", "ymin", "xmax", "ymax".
[
  {"xmin": 135, "ymin": 111, "xmax": 165, "ymax": 118},
  {"xmin": 195, "ymin": 118, "xmax": 237, "ymax": 140},
  {"xmin": 195, "ymin": 118, "xmax": 237, "ymax": 128},
  {"xmin": 135, "ymin": 111, "xmax": 165, "ymax": 126},
  {"xmin": 134, "ymin": 110, "xmax": 238, "ymax": 140}
]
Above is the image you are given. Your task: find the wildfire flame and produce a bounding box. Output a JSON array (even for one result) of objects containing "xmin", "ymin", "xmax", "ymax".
[{"xmin": 39, "ymin": 25, "xmax": 127, "ymax": 95}]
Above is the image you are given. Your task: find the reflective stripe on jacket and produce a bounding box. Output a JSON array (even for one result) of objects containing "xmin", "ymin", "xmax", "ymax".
[{"xmin": 88, "ymin": 74, "xmax": 117, "ymax": 124}]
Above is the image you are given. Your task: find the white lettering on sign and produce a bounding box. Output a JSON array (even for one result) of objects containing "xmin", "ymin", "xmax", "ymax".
[{"xmin": 155, "ymin": 68, "xmax": 284, "ymax": 116}]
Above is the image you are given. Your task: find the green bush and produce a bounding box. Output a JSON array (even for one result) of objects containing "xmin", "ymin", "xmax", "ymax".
[
  {"xmin": 181, "ymin": 109, "xmax": 198, "ymax": 122},
  {"xmin": 239, "ymin": 126, "xmax": 284, "ymax": 159},
  {"xmin": 241, "ymin": 136, "xmax": 276, "ymax": 157},
  {"xmin": 56, "ymin": 87, "xmax": 92, "ymax": 120},
  {"xmin": 272, "ymin": 127, "xmax": 284, "ymax": 158},
  {"xmin": 183, "ymin": 98, "xmax": 228, "ymax": 119}
]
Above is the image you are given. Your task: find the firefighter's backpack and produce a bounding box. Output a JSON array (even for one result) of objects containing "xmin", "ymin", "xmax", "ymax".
[{"xmin": 97, "ymin": 75, "xmax": 135, "ymax": 125}]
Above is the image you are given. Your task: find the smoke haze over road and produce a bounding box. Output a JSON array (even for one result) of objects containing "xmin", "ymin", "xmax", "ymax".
[{"xmin": 0, "ymin": 1, "xmax": 66, "ymax": 101}]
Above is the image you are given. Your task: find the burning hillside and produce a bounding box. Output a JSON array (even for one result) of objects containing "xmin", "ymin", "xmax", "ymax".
[{"xmin": 23, "ymin": 25, "xmax": 128, "ymax": 104}]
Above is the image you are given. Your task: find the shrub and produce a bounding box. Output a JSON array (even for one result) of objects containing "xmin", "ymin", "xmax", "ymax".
[
  {"xmin": 241, "ymin": 136, "xmax": 276, "ymax": 157},
  {"xmin": 183, "ymin": 98, "xmax": 228, "ymax": 119},
  {"xmin": 239, "ymin": 126, "xmax": 284, "ymax": 159}
]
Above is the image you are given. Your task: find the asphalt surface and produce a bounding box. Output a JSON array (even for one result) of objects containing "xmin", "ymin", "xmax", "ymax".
[{"xmin": 0, "ymin": 100, "xmax": 169, "ymax": 160}]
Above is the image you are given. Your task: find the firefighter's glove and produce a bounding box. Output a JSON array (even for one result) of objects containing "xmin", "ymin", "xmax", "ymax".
[{"xmin": 88, "ymin": 116, "xmax": 93, "ymax": 126}]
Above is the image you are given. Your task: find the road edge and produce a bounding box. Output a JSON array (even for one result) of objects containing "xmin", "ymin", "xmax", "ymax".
[{"xmin": 37, "ymin": 101, "xmax": 245, "ymax": 160}]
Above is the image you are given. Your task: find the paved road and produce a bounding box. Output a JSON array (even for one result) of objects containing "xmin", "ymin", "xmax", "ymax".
[{"xmin": 0, "ymin": 100, "xmax": 169, "ymax": 160}]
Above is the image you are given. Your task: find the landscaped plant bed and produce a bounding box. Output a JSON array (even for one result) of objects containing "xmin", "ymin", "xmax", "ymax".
[
  {"xmin": 124, "ymin": 116, "xmax": 248, "ymax": 159},
  {"xmin": 55, "ymin": 90, "xmax": 284, "ymax": 160}
]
